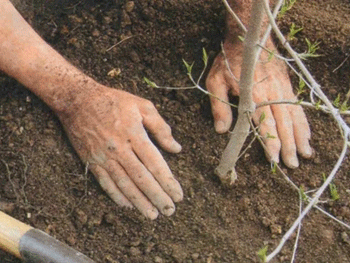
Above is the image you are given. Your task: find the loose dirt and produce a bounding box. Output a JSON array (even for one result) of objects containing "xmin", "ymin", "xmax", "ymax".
[{"xmin": 1, "ymin": 0, "xmax": 349, "ymax": 262}]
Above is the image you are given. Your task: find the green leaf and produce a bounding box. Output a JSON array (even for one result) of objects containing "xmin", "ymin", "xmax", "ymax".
[
  {"xmin": 271, "ymin": 162, "xmax": 277, "ymax": 174},
  {"xmin": 266, "ymin": 132, "xmax": 276, "ymax": 139},
  {"xmin": 330, "ymin": 183, "xmax": 340, "ymax": 201},
  {"xmin": 288, "ymin": 23, "xmax": 303, "ymax": 40},
  {"xmin": 202, "ymin": 48, "xmax": 208, "ymax": 66},
  {"xmin": 340, "ymin": 100, "xmax": 350, "ymax": 112},
  {"xmin": 299, "ymin": 186, "xmax": 307, "ymax": 201},
  {"xmin": 315, "ymin": 100, "xmax": 322, "ymax": 110},
  {"xmin": 258, "ymin": 246, "xmax": 268, "ymax": 262},
  {"xmin": 333, "ymin": 94, "xmax": 341, "ymax": 108},
  {"xmin": 322, "ymin": 173, "xmax": 340, "ymax": 201},
  {"xmin": 182, "ymin": 59, "xmax": 194, "ymax": 74},
  {"xmin": 238, "ymin": 35, "xmax": 245, "ymax": 42},
  {"xmin": 143, "ymin": 77, "xmax": 158, "ymax": 88},
  {"xmin": 268, "ymin": 50, "xmax": 275, "ymax": 62},
  {"xmin": 279, "ymin": 0, "xmax": 297, "ymax": 17},
  {"xmin": 259, "ymin": 112, "xmax": 266, "ymax": 124}
]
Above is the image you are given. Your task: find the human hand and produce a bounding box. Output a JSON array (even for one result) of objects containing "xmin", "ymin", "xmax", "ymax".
[
  {"xmin": 58, "ymin": 85, "xmax": 183, "ymax": 219},
  {"xmin": 206, "ymin": 41, "xmax": 312, "ymax": 168}
]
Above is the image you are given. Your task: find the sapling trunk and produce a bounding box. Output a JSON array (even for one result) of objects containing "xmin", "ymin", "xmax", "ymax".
[{"xmin": 215, "ymin": 0, "xmax": 266, "ymax": 185}]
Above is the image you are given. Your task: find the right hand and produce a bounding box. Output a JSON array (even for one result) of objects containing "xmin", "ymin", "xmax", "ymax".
[{"xmin": 58, "ymin": 85, "xmax": 183, "ymax": 220}]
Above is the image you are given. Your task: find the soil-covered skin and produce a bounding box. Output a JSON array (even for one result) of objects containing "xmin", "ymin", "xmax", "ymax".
[{"xmin": 1, "ymin": 0, "xmax": 350, "ymax": 262}]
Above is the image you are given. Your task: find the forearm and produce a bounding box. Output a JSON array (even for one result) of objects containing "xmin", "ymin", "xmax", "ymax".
[{"xmin": 0, "ymin": 0, "xmax": 100, "ymax": 116}]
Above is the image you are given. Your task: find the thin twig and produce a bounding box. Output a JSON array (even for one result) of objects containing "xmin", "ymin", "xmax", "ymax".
[
  {"xmin": 266, "ymin": 139, "xmax": 349, "ymax": 262},
  {"xmin": 291, "ymin": 197, "xmax": 303, "ymax": 263},
  {"xmin": 333, "ymin": 55, "xmax": 349, "ymax": 72},
  {"xmin": 1, "ymin": 159, "xmax": 20, "ymax": 202},
  {"xmin": 106, "ymin": 36, "xmax": 134, "ymax": 52},
  {"xmin": 222, "ymin": 0, "xmax": 247, "ymax": 34},
  {"xmin": 221, "ymin": 42, "xmax": 239, "ymax": 83}
]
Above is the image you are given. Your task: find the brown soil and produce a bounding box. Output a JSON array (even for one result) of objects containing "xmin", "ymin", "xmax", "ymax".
[{"xmin": 1, "ymin": 0, "xmax": 350, "ymax": 262}]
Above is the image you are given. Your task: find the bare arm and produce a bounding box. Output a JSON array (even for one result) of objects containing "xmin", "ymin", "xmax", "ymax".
[{"xmin": 0, "ymin": 0, "xmax": 183, "ymax": 219}]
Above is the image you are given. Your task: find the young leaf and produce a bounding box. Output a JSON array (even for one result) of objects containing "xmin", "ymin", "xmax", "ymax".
[
  {"xmin": 266, "ymin": 132, "xmax": 276, "ymax": 139},
  {"xmin": 279, "ymin": 0, "xmax": 297, "ymax": 17},
  {"xmin": 268, "ymin": 50, "xmax": 275, "ymax": 62},
  {"xmin": 315, "ymin": 100, "xmax": 322, "ymax": 110},
  {"xmin": 202, "ymin": 48, "xmax": 208, "ymax": 66},
  {"xmin": 259, "ymin": 112, "xmax": 266, "ymax": 124},
  {"xmin": 143, "ymin": 77, "xmax": 158, "ymax": 88},
  {"xmin": 258, "ymin": 246, "xmax": 268, "ymax": 262},
  {"xmin": 333, "ymin": 94, "xmax": 341, "ymax": 108},
  {"xmin": 271, "ymin": 162, "xmax": 277, "ymax": 174},
  {"xmin": 288, "ymin": 23, "xmax": 303, "ymax": 41},
  {"xmin": 182, "ymin": 59, "xmax": 194, "ymax": 74},
  {"xmin": 340, "ymin": 100, "xmax": 350, "ymax": 112},
  {"xmin": 322, "ymin": 173, "xmax": 340, "ymax": 201},
  {"xmin": 299, "ymin": 186, "xmax": 307, "ymax": 201},
  {"xmin": 330, "ymin": 183, "xmax": 340, "ymax": 201},
  {"xmin": 238, "ymin": 36, "xmax": 245, "ymax": 42}
]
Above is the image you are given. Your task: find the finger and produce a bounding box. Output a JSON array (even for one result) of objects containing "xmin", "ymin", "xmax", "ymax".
[
  {"xmin": 132, "ymin": 131, "xmax": 183, "ymax": 203},
  {"xmin": 117, "ymin": 146, "xmax": 176, "ymax": 217},
  {"xmin": 271, "ymin": 104, "xmax": 299, "ymax": 168},
  {"xmin": 252, "ymin": 105, "xmax": 281, "ymax": 164},
  {"xmin": 140, "ymin": 101, "xmax": 182, "ymax": 154},
  {"xmin": 102, "ymin": 160, "xmax": 159, "ymax": 220},
  {"xmin": 90, "ymin": 164, "xmax": 133, "ymax": 208},
  {"xmin": 206, "ymin": 73, "xmax": 232, "ymax": 133},
  {"xmin": 289, "ymin": 104, "xmax": 313, "ymax": 158}
]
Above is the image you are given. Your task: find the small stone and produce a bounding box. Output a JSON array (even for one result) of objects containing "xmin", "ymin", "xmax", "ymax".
[
  {"xmin": 130, "ymin": 239, "xmax": 141, "ymax": 247},
  {"xmin": 105, "ymin": 254, "xmax": 119, "ymax": 263},
  {"xmin": 270, "ymin": 224, "xmax": 282, "ymax": 235},
  {"xmin": 121, "ymin": 11, "xmax": 132, "ymax": 27},
  {"xmin": 154, "ymin": 256, "xmax": 163, "ymax": 263},
  {"xmin": 104, "ymin": 16, "xmax": 112, "ymax": 24},
  {"xmin": 321, "ymin": 229, "xmax": 334, "ymax": 244},
  {"xmin": 191, "ymin": 253, "xmax": 199, "ymax": 260},
  {"xmin": 104, "ymin": 212, "xmax": 115, "ymax": 224},
  {"xmin": 107, "ymin": 68, "xmax": 121, "ymax": 78},
  {"xmin": 0, "ymin": 201, "xmax": 15, "ymax": 214},
  {"xmin": 67, "ymin": 235, "xmax": 77, "ymax": 246},
  {"xmin": 339, "ymin": 206, "xmax": 350, "ymax": 218},
  {"xmin": 262, "ymin": 217, "xmax": 271, "ymax": 227},
  {"xmin": 171, "ymin": 244, "xmax": 187, "ymax": 262},
  {"xmin": 75, "ymin": 208, "xmax": 88, "ymax": 225},
  {"xmin": 92, "ymin": 29, "xmax": 100, "ymax": 37},
  {"xmin": 125, "ymin": 1, "xmax": 135, "ymax": 13},
  {"xmin": 130, "ymin": 247, "xmax": 141, "ymax": 256},
  {"xmin": 341, "ymin": 232, "xmax": 350, "ymax": 244},
  {"xmin": 129, "ymin": 50, "xmax": 140, "ymax": 63}
]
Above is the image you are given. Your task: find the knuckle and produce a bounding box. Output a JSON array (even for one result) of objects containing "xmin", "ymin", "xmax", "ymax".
[{"xmin": 142, "ymin": 100, "xmax": 156, "ymax": 114}]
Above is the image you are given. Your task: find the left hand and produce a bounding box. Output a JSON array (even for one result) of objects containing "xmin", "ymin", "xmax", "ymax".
[{"xmin": 206, "ymin": 40, "xmax": 312, "ymax": 168}]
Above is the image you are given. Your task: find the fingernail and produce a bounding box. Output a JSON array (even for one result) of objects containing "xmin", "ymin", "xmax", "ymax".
[
  {"xmin": 215, "ymin": 120, "xmax": 227, "ymax": 134},
  {"xmin": 162, "ymin": 205, "xmax": 175, "ymax": 216},
  {"xmin": 172, "ymin": 190, "xmax": 183, "ymax": 203},
  {"xmin": 146, "ymin": 208, "xmax": 159, "ymax": 220},
  {"xmin": 287, "ymin": 156, "xmax": 299, "ymax": 169},
  {"xmin": 303, "ymin": 147, "xmax": 313, "ymax": 158},
  {"xmin": 171, "ymin": 141, "xmax": 182, "ymax": 153}
]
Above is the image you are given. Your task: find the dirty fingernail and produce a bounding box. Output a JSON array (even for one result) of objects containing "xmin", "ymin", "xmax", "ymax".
[
  {"xmin": 286, "ymin": 156, "xmax": 299, "ymax": 169},
  {"xmin": 162, "ymin": 205, "xmax": 175, "ymax": 217},
  {"xmin": 302, "ymin": 146, "xmax": 313, "ymax": 158},
  {"xmin": 215, "ymin": 120, "xmax": 228, "ymax": 134},
  {"xmin": 146, "ymin": 208, "xmax": 159, "ymax": 220},
  {"xmin": 171, "ymin": 140, "xmax": 182, "ymax": 153},
  {"xmin": 172, "ymin": 190, "xmax": 183, "ymax": 203}
]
